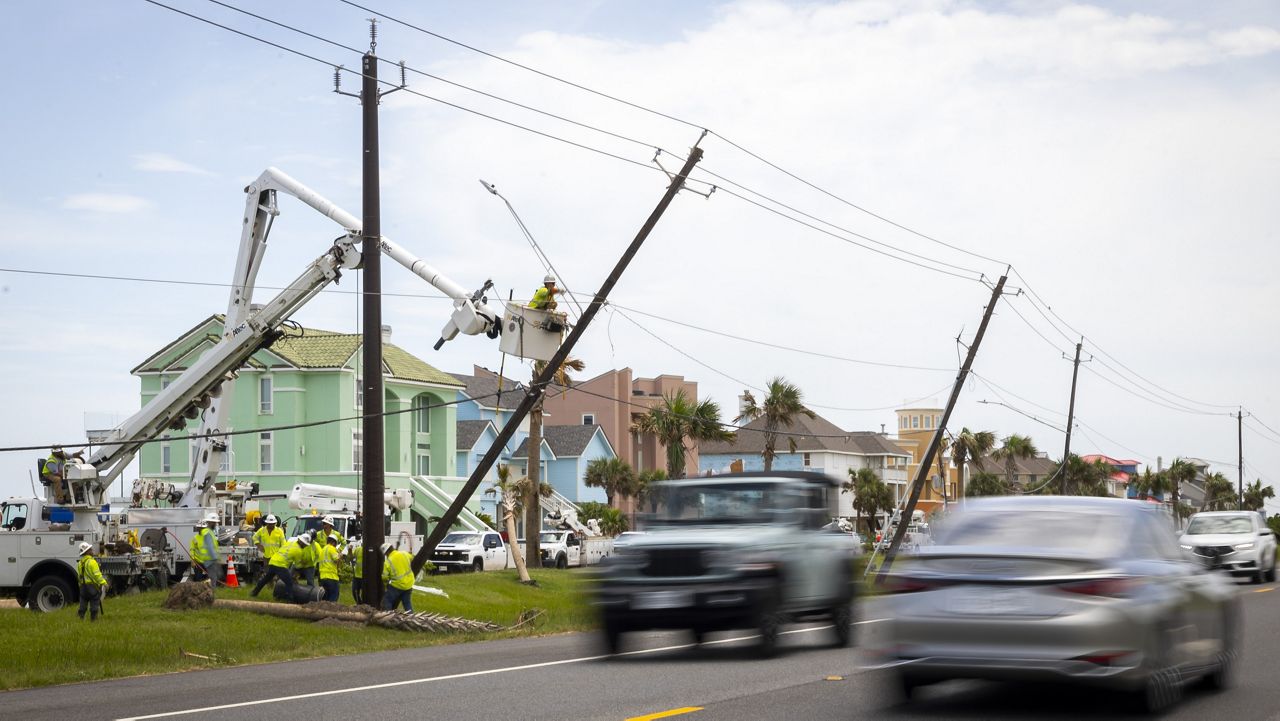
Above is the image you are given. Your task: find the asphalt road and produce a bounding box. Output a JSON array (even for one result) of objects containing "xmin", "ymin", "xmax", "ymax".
[{"xmin": 6, "ymin": 579, "xmax": 1279, "ymax": 721}]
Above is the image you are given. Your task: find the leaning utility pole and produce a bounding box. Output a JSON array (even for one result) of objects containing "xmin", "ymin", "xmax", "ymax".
[
  {"xmin": 877, "ymin": 274, "xmax": 1007, "ymax": 581},
  {"xmin": 410, "ymin": 142, "xmax": 706, "ymax": 575},
  {"xmin": 1060, "ymin": 339, "xmax": 1083, "ymax": 494},
  {"xmin": 334, "ymin": 20, "xmax": 405, "ymax": 608}
]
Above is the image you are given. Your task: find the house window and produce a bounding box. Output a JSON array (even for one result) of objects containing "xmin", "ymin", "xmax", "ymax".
[
  {"xmin": 802, "ymin": 452, "xmax": 811, "ymax": 467},
  {"xmin": 352, "ymin": 429, "xmax": 363, "ymax": 473},
  {"xmin": 161, "ymin": 440, "xmax": 172, "ymax": 474},
  {"xmin": 355, "ymin": 376, "xmax": 363, "ymax": 410},
  {"xmin": 582, "ymin": 413, "xmax": 595, "ymax": 425},
  {"xmin": 259, "ymin": 376, "xmax": 273, "ymax": 414},
  {"xmin": 259, "ymin": 432, "xmax": 273, "ymax": 472},
  {"xmin": 161, "ymin": 377, "xmax": 172, "ymax": 390},
  {"xmin": 900, "ymin": 416, "xmax": 906, "ymax": 428},
  {"xmin": 924, "ymin": 415, "xmax": 931, "ymax": 429},
  {"xmin": 912, "ymin": 416, "xmax": 920, "ymax": 429},
  {"xmin": 415, "ymin": 397, "xmax": 431, "ymax": 433},
  {"xmin": 416, "ymin": 452, "xmax": 431, "ymax": 476}
]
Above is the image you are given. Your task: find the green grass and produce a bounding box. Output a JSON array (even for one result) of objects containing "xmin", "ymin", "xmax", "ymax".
[{"xmin": 0, "ymin": 569, "xmax": 596, "ymax": 691}]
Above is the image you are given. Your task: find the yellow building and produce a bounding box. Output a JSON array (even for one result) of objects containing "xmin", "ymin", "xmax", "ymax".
[{"xmin": 894, "ymin": 407, "xmax": 960, "ymax": 517}]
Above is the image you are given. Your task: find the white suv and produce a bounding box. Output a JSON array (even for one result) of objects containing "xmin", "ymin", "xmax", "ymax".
[{"xmin": 1180, "ymin": 511, "xmax": 1277, "ymax": 583}]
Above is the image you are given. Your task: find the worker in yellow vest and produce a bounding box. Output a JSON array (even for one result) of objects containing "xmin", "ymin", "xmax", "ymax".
[
  {"xmin": 253, "ymin": 514, "xmax": 284, "ymax": 563},
  {"xmin": 528, "ymin": 274, "xmax": 560, "ymax": 311},
  {"xmin": 315, "ymin": 532, "xmax": 342, "ymax": 602},
  {"xmin": 76, "ymin": 542, "xmax": 108, "ymax": 621},
  {"xmin": 346, "ymin": 537, "xmax": 364, "ymax": 605},
  {"xmin": 296, "ymin": 530, "xmax": 318, "ymax": 587},
  {"xmin": 381, "ymin": 542, "xmax": 415, "ymax": 612},
  {"xmin": 320, "ymin": 516, "xmax": 345, "ymax": 551},
  {"xmin": 189, "ymin": 513, "xmax": 221, "ymax": 593},
  {"xmin": 253, "ymin": 534, "xmax": 309, "ymax": 598}
]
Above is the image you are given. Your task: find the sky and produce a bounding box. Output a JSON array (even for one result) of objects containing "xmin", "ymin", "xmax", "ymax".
[{"xmin": 1, "ymin": 0, "xmax": 1277, "ymax": 512}]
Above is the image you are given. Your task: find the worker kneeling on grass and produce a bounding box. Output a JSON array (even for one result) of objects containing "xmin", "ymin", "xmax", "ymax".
[
  {"xmin": 252, "ymin": 534, "xmax": 309, "ymax": 598},
  {"xmin": 381, "ymin": 542, "xmax": 415, "ymax": 613},
  {"xmin": 76, "ymin": 541, "xmax": 108, "ymax": 621},
  {"xmin": 316, "ymin": 531, "xmax": 342, "ymax": 602},
  {"xmin": 346, "ymin": 537, "xmax": 363, "ymax": 605}
]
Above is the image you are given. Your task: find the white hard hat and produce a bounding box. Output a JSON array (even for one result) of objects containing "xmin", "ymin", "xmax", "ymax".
[
  {"xmin": 321, "ymin": 515, "xmax": 335, "ymax": 526},
  {"xmin": 78, "ymin": 541, "xmax": 93, "ymax": 556},
  {"xmin": 265, "ymin": 514, "xmax": 278, "ymax": 525},
  {"xmin": 380, "ymin": 542, "xmax": 395, "ymax": 556},
  {"xmin": 297, "ymin": 535, "xmax": 311, "ymax": 547},
  {"xmin": 204, "ymin": 513, "xmax": 219, "ymax": 524},
  {"xmin": 543, "ymin": 274, "xmax": 556, "ymax": 284},
  {"xmin": 347, "ymin": 536, "xmax": 359, "ymax": 545}
]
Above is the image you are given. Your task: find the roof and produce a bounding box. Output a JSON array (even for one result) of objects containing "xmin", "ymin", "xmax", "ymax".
[
  {"xmin": 512, "ymin": 424, "xmax": 611, "ymax": 459},
  {"xmin": 450, "ymin": 370, "xmax": 526, "ymax": 410},
  {"xmin": 971, "ymin": 453, "xmax": 1058, "ymax": 477},
  {"xmin": 456, "ymin": 420, "xmax": 496, "ymax": 450},
  {"xmin": 699, "ymin": 411, "xmax": 910, "ymax": 457},
  {"xmin": 132, "ymin": 314, "xmax": 462, "ymax": 387}
]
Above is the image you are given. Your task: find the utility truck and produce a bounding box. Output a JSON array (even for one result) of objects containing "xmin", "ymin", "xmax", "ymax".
[
  {"xmin": 285, "ymin": 482, "xmax": 421, "ymax": 551},
  {"xmin": 2, "ymin": 167, "xmax": 562, "ymax": 611},
  {"xmin": 430, "ymin": 530, "xmax": 509, "ymax": 573},
  {"xmin": 540, "ymin": 508, "xmax": 613, "ymax": 569}
]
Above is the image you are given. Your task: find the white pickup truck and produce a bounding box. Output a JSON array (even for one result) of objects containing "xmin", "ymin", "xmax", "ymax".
[
  {"xmin": 429, "ymin": 530, "xmax": 509, "ymax": 573},
  {"xmin": 539, "ymin": 530, "xmax": 613, "ymax": 569}
]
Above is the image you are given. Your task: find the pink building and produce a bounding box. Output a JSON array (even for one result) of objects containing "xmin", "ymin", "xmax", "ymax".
[{"xmin": 541, "ymin": 368, "xmax": 701, "ymax": 480}]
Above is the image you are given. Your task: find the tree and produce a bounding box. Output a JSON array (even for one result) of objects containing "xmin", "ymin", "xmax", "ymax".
[
  {"xmin": 633, "ymin": 469, "xmax": 667, "ymax": 516},
  {"xmin": 1056, "ymin": 454, "xmax": 1115, "ymax": 497},
  {"xmin": 631, "ymin": 389, "xmax": 733, "ymax": 478},
  {"xmin": 483, "ymin": 464, "xmax": 542, "ymax": 584},
  {"xmin": 583, "ymin": 458, "xmax": 637, "ymax": 507},
  {"xmin": 844, "ymin": 467, "xmax": 893, "ymax": 537},
  {"xmin": 966, "ymin": 471, "xmax": 1009, "ymax": 497},
  {"xmin": 950, "ymin": 428, "xmax": 996, "ymax": 501},
  {"xmin": 992, "ymin": 434, "xmax": 1038, "ymax": 491},
  {"xmin": 525, "ymin": 356, "xmax": 585, "ymax": 569},
  {"xmin": 576, "ymin": 501, "xmax": 629, "ymax": 536},
  {"xmin": 1201, "ymin": 472, "xmax": 1236, "ymax": 511},
  {"xmin": 735, "ymin": 377, "xmax": 816, "ymax": 472},
  {"xmin": 1128, "ymin": 467, "xmax": 1170, "ymax": 501},
  {"xmin": 1166, "ymin": 458, "xmax": 1197, "ymax": 524},
  {"xmin": 1242, "ymin": 479, "xmax": 1275, "ymax": 512}
]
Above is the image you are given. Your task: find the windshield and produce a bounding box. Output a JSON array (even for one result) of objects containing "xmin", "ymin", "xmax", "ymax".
[
  {"xmin": 539, "ymin": 532, "xmax": 562, "ymax": 544},
  {"xmin": 651, "ymin": 481, "xmax": 801, "ymax": 524},
  {"xmin": 935, "ymin": 509, "xmax": 1125, "ymax": 555},
  {"xmin": 1186, "ymin": 516, "xmax": 1253, "ymax": 535},
  {"xmin": 442, "ymin": 533, "xmax": 480, "ymax": 545}
]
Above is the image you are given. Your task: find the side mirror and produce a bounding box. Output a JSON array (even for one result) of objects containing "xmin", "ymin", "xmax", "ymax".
[{"xmin": 1261, "ymin": 529, "xmax": 1273, "ymax": 537}]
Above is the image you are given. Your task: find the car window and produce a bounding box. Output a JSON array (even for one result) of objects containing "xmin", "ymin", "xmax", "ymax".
[
  {"xmin": 442, "ymin": 533, "xmax": 481, "ymax": 545},
  {"xmin": 1185, "ymin": 516, "xmax": 1253, "ymax": 535},
  {"xmin": 1132, "ymin": 515, "xmax": 1184, "ymax": 562},
  {"xmin": 935, "ymin": 509, "xmax": 1124, "ymax": 555}
]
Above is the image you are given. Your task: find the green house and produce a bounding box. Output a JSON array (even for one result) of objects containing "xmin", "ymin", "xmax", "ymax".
[{"xmin": 132, "ymin": 315, "xmax": 468, "ymax": 526}]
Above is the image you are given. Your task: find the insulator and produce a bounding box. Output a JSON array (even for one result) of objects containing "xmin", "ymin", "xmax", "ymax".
[{"xmin": 184, "ymin": 406, "xmax": 199, "ymax": 420}]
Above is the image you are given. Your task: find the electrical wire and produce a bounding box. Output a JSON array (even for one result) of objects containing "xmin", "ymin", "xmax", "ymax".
[
  {"xmin": 1081, "ymin": 365, "xmax": 1233, "ymax": 418},
  {"xmin": 976, "ymin": 400, "xmax": 1066, "ymax": 434},
  {"xmin": 969, "ymin": 372, "xmax": 1068, "ymax": 418},
  {"xmin": 1246, "ymin": 412, "xmax": 1280, "ymax": 440},
  {"xmin": 1243, "ymin": 420, "xmax": 1280, "ymax": 447}
]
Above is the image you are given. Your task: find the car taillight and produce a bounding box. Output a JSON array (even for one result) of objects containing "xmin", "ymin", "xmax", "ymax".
[
  {"xmin": 1056, "ymin": 577, "xmax": 1133, "ymax": 597},
  {"xmin": 880, "ymin": 576, "xmax": 938, "ymax": 594},
  {"xmin": 1071, "ymin": 650, "xmax": 1139, "ymax": 667}
]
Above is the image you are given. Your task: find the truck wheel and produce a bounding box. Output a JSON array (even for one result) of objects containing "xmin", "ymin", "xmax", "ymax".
[
  {"xmin": 755, "ymin": 589, "xmax": 783, "ymax": 659},
  {"xmin": 28, "ymin": 576, "xmax": 73, "ymax": 613},
  {"xmin": 830, "ymin": 602, "xmax": 854, "ymax": 648},
  {"xmin": 1266, "ymin": 556, "xmax": 1276, "ymax": 583},
  {"xmin": 556, "ymin": 554, "xmax": 568, "ymax": 570},
  {"xmin": 472, "ymin": 558, "xmax": 484, "ymax": 573},
  {"xmin": 602, "ymin": 617, "xmax": 624, "ymax": 655}
]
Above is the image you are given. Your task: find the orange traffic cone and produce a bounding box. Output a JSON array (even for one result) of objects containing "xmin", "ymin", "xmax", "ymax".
[{"xmin": 225, "ymin": 555, "xmax": 239, "ymax": 588}]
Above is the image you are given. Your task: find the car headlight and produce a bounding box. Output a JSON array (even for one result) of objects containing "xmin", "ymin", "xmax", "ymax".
[
  {"xmin": 1234, "ymin": 542, "xmax": 1255, "ymax": 551},
  {"xmin": 1179, "ymin": 544, "xmax": 1192, "ymax": 550}
]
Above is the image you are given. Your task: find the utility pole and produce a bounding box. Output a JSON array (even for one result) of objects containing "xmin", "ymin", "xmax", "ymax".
[
  {"xmin": 877, "ymin": 274, "xmax": 1007, "ymax": 582},
  {"xmin": 1238, "ymin": 408, "xmax": 1244, "ymax": 509},
  {"xmin": 1061, "ymin": 339, "xmax": 1083, "ymax": 494},
  {"xmin": 334, "ymin": 20, "xmax": 405, "ymax": 608},
  {"xmin": 411, "ymin": 140, "xmax": 706, "ymax": 575}
]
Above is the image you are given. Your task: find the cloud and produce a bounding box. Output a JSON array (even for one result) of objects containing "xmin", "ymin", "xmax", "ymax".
[
  {"xmin": 61, "ymin": 193, "xmax": 151, "ymax": 213},
  {"xmin": 133, "ymin": 152, "xmax": 214, "ymax": 176}
]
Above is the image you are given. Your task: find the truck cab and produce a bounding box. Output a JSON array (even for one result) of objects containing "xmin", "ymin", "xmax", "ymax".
[{"xmin": 430, "ymin": 531, "xmax": 508, "ymax": 573}]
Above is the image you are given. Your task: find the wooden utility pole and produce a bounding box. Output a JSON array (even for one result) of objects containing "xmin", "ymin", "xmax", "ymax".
[
  {"xmin": 334, "ymin": 21, "xmax": 405, "ymax": 608},
  {"xmin": 1238, "ymin": 408, "xmax": 1244, "ymax": 509},
  {"xmin": 1061, "ymin": 340, "xmax": 1083, "ymax": 494},
  {"xmin": 877, "ymin": 274, "xmax": 1007, "ymax": 581},
  {"xmin": 411, "ymin": 142, "xmax": 706, "ymax": 575}
]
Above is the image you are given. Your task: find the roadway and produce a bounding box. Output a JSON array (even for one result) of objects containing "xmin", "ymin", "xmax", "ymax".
[{"xmin": 5, "ymin": 579, "xmax": 1279, "ymax": 721}]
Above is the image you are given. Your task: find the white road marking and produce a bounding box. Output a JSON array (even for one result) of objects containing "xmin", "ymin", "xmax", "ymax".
[{"xmin": 117, "ymin": 618, "xmax": 889, "ymax": 720}]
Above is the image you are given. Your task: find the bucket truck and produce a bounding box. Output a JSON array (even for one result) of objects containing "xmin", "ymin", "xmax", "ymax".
[
  {"xmin": 539, "ymin": 508, "xmax": 614, "ymax": 569},
  {"xmin": 2, "ymin": 167, "xmax": 563, "ymax": 611},
  {"xmin": 284, "ymin": 482, "xmax": 419, "ymax": 551}
]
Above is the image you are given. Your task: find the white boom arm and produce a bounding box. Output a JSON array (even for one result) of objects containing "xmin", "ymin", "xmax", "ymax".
[
  {"xmin": 546, "ymin": 507, "xmax": 601, "ymax": 536},
  {"xmin": 288, "ymin": 482, "xmax": 412, "ymax": 513}
]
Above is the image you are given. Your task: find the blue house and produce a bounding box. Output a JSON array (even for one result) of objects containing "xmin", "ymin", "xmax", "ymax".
[{"xmin": 512, "ymin": 425, "xmax": 616, "ymax": 504}]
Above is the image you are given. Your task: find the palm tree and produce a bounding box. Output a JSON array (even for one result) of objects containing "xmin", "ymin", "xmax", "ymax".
[
  {"xmin": 633, "ymin": 469, "xmax": 667, "ymax": 516},
  {"xmin": 583, "ymin": 458, "xmax": 637, "ymax": 507},
  {"xmin": 844, "ymin": 467, "xmax": 893, "ymax": 537},
  {"xmin": 735, "ymin": 377, "xmax": 816, "ymax": 472},
  {"xmin": 1166, "ymin": 458, "xmax": 1197, "ymax": 525},
  {"xmin": 483, "ymin": 464, "xmax": 542, "ymax": 584},
  {"xmin": 1054, "ymin": 454, "xmax": 1114, "ymax": 496},
  {"xmin": 595, "ymin": 507, "xmax": 629, "ymax": 536},
  {"xmin": 631, "ymin": 389, "xmax": 733, "ymax": 478},
  {"xmin": 525, "ymin": 356, "xmax": 585, "ymax": 569},
  {"xmin": 1201, "ymin": 472, "xmax": 1236, "ymax": 511},
  {"xmin": 950, "ymin": 428, "xmax": 996, "ymax": 501},
  {"xmin": 1242, "ymin": 479, "xmax": 1275, "ymax": 512},
  {"xmin": 992, "ymin": 434, "xmax": 1038, "ymax": 491},
  {"xmin": 966, "ymin": 471, "xmax": 1009, "ymax": 497}
]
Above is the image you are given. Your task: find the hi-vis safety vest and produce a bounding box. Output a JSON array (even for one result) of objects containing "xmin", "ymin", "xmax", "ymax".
[
  {"xmin": 528, "ymin": 286, "xmax": 553, "ymax": 309},
  {"xmin": 382, "ymin": 550, "xmax": 414, "ymax": 591},
  {"xmin": 189, "ymin": 528, "xmax": 216, "ymax": 564},
  {"xmin": 77, "ymin": 555, "xmax": 107, "ymax": 588},
  {"xmin": 254, "ymin": 526, "xmax": 284, "ymax": 560},
  {"xmin": 317, "ymin": 544, "xmax": 341, "ymax": 581},
  {"xmin": 270, "ymin": 540, "xmax": 305, "ymax": 569}
]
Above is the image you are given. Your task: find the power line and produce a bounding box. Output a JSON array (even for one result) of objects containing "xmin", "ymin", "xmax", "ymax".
[
  {"xmin": 1243, "ymin": 420, "xmax": 1280, "ymax": 447},
  {"xmin": 970, "ymin": 372, "xmax": 1068, "ymax": 419},
  {"xmin": 1246, "ymin": 412, "xmax": 1280, "ymax": 440},
  {"xmin": 1081, "ymin": 365, "xmax": 1232, "ymax": 418},
  {"xmin": 976, "ymin": 399, "xmax": 1066, "ymax": 434},
  {"xmin": 1072, "ymin": 418, "xmax": 1150, "ymax": 461}
]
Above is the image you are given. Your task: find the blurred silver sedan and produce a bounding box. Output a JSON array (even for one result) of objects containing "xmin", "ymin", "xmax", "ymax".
[{"xmin": 879, "ymin": 496, "xmax": 1241, "ymax": 713}]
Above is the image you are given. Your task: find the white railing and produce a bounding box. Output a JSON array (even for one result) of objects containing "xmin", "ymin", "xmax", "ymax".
[{"xmin": 409, "ymin": 475, "xmax": 491, "ymax": 532}]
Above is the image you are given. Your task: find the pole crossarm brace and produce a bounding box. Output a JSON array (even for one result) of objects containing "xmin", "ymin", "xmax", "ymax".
[
  {"xmin": 410, "ymin": 142, "xmax": 706, "ymax": 575},
  {"xmin": 876, "ymin": 274, "xmax": 1008, "ymax": 582}
]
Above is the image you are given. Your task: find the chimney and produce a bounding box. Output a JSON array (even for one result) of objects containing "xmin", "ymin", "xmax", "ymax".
[
  {"xmin": 381, "ymin": 325, "xmax": 392, "ymax": 343},
  {"xmin": 1157, "ymin": 456, "xmax": 1163, "ymax": 472},
  {"xmin": 880, "ymin": 423, "xmax": 886, "ymax": 435}
]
